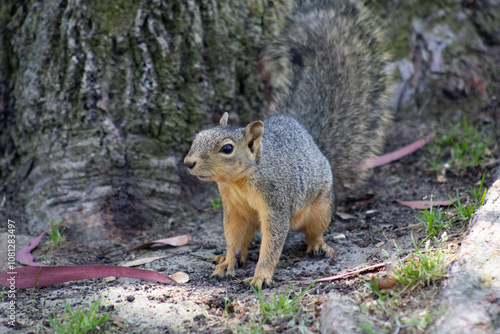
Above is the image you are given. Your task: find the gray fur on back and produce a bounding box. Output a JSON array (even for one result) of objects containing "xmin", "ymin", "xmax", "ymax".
[{"xmin": 256, "ymin": 114, "xmax": 334, "ymax": 213}]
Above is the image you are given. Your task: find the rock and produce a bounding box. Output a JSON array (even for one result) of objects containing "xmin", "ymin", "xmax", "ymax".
[
  {"xmin": 430, "ymin": 178, "xmax": 500, "ymax": 333},
  {"xmin": 320, "ymin": 295, "xmax": 364, "ymax": 334}
]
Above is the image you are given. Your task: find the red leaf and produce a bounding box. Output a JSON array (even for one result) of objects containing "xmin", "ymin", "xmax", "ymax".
[
  {"xmin": 0, "ymin": 265, "xmax": 173, "ymax": 289},
  {"xmin": 16, "ymin": 226, "xmax": 50, "ymax": 266},
  {"xmin": 357, "ymin": 134, "xmax": 434, "ymax": 169},
  {"xmin": 130, "ymin": 235, "xmax": 192, "ymax": 251},
  {"xmin": 394, "ymin": 198, "xmax": 453, "ymax": 209}
]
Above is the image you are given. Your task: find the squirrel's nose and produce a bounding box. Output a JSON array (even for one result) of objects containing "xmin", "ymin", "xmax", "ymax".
[{"xmin": 184, "ymin": 159, "xmax": 196, "ymax": 169}]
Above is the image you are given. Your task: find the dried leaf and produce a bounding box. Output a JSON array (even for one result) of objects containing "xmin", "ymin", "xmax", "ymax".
[
  {"xmin": 130, "ymin": 235, "xmax": 192, "ymax": 251},
  {"xmin": 169, "ymin": 271, "xmax": 189, "ymax": 283},
  {"xmin": 122, "ymin": 256, "xmax": 168, "ymax": 267},
  {"xmin": 372, "ymin": 275, "xmax": 397, "ymax": 290},
  {"xmin": 337, "ymin": 212, "xmax": 356, "ymax": 220},
  {"xmin": 0, "ymin": 265, "xmax": 173, "ymax": 289},
  {"xmin": 437, "ymin": 175, "xmax": 447, "ymax": 183},
  {"xmin": 394, "ymin": 198, "xmax": 453, "ymax": 209},
  {"xmin": 372, "ymin": 263, "xmax": 398, "ymax": 289}
]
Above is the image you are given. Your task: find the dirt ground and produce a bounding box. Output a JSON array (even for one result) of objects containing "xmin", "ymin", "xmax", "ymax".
[{"xmin": 0, "ymin": 111, "xmax": 498, "ymax": 333}]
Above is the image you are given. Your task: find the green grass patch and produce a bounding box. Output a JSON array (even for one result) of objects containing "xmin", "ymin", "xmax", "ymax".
[
  {"xmin": 48, "ymin": 219, "xmax": 65, "ymax": 247},
  {"xmin": 466, "ymin": 170, "xmax": 488, "ymax": 207},
  {"xmin": 211, "ymin": 197, "xmax": 223, "ymax": 211},
  {"xmin": 391, "ymin": 237, "xmax": 450, "ymax": 287},
  {"xmin": 449, "ymin": 171, "xmax": 487, "ymax": 222},
  {"xmin": 360, "ymin": 235, "xmax": 451, "ymax": 333},
  {"xmin": 427, "ymin": 118, "xmax": 492, "ymax": 174},
  {"xmin": 416, "ymin": 205, "xmax": 449, "ymax": 240},
  {"xmin": 251, "ymin": 280, "xmax": 316, "ymax": 317},
  {"xmin": 48, "ymin": 295, "xmax": 115, "ymax": 334}
]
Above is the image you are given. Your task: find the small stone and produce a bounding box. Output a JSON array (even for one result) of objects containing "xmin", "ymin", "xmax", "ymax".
[{"xmin": 126, "ymin": 295, "xmax": 135, "ymax": 302}]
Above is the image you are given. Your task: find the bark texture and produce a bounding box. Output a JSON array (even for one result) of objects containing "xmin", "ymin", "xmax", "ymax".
[{"xmin": 0, "ymin": 0, "xmax": 291, "ymax": 245}]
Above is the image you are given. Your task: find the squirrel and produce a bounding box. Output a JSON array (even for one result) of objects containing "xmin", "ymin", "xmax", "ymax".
[{"xmin": 184, "ymin": 0, "xmax": 391, "ymax": 288}]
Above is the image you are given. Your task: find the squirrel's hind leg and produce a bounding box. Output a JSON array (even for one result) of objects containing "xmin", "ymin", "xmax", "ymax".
[{"xmin": 298, "ymin": 192, "xmax": 334, "ymax": 257}]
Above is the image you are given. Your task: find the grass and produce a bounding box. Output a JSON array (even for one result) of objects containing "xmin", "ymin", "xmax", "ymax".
[
  {"xmin": 447, "ymin": 171, "xmax": 488, "ymax": 224},
  {"xmin": 360, "ymin": 172, "xmax": 487, "ymax": 332},
  {"xmin": 391, "ymin": 236, "xmax": 450, "ymax": 287},
  {"xmin": 468, "ymin": 171, "xmax": 488, "ymax": 205},
  {"xmin": 251, "ymin": 280, "xmax": 316, "ymax": 316},
  {"xmin": 48, "ymin": 295, "xmax": 115, "ymax": 334},
  {"xmin": 417, "ymin": 171, "xmax": 487, "ymax": 244},
  {"xmin": 416, "ymin": 206, "xmax": 448, "ymax": 239},
  {"xmin": 361, "ymin": 289, "xmax": 445, "ymax": 334},
  {"xmin": 360, "ymin": 234, "xmax": 451, "ymax": 333},
  {"xmin": 450, "ymin": 190, "xmax": 476, "ymax": 220},
  {"xmin": 223, "ymin": 294, "xmax": 231, "ymax": 317},
  {"xmin": 234, "ymin": 281, "xmax": 317, "ymax": 333},
  {"xmin": 235, "ymin": 316, "xmax": 268, "ymax": 334},
  {"xmin": 427, "ymin": 118, "xmax": 492, "ymax": 174},
  {"xmin": 211, "ymin": 197, "xmax": 223, "ymax": 211},
  {"xmin": 48, "ymin": 219, "xmax": 65, "ymax": 247},
  {"xmin": 450, "ymin": 170, "xmax": 488, "ymax": 221}
]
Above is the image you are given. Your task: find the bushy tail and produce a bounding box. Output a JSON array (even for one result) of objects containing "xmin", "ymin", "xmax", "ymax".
[{"xmin": 260, "ymin": 0, "xmax": 391, "ymax": 189}]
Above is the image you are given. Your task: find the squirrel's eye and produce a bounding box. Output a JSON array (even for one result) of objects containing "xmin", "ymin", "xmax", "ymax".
[{"xmin": 220, "ymin": 144, "xmax": 234, "ymax": 154}]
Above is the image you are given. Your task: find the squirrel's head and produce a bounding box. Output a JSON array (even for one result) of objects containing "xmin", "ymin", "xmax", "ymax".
[{"xmin": 184, "ymin": 112, "xmax": 264, "ymax": 183}]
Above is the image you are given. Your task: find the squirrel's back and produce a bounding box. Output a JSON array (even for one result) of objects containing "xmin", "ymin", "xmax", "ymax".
[
  {"xmin": 256, "ymin": 114, "xmax": 333, "ymax": 212},
  {"xmin": 260, "ymin": 0, "xmax": 391, "ymax": 189}
]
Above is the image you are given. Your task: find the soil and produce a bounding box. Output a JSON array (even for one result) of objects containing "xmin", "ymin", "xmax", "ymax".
[{"xmin": 0, "ymin": 112, "xmax": 498, "ymax": 333}]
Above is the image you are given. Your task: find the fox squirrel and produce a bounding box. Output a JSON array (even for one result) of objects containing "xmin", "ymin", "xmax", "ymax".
[{"xmin": 184, "ymin": 0, "xmax": 391, "ymax": 288}]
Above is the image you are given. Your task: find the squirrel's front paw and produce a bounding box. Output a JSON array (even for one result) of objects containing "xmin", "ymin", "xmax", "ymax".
[
  {"xmin": 245, "ymin": 276, "xmax": 272, "ymax": 289},
  {"xmin": 246, "ymin": 266, "xmax": 273, "ymax": 289},
  {"xmin": 211, "ymin": 257, "xmax": 236, "ymax": 277}
]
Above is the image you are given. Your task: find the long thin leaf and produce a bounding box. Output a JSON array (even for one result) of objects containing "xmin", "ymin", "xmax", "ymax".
[
  {"xmin": 16, "ymin": 226, "xmax": 50, "ymax": 266},
  {"xmin": 0, "ymin": 265, "xmax": 173, "ymax": 289},
  {"xmin": 357, "ymin": 134, "xmax": 434, "ymax": 169}
]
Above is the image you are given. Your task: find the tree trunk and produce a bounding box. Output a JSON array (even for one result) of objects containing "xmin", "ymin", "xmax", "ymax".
[{"xmin": 0, "ymin": 0, "xmax": 291, "ymax": 246}]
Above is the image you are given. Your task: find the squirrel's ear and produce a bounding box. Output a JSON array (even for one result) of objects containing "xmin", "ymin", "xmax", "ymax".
[
  {"xmin": 244, "ymin": 121, "xmax": 264, "ymax": 155},
  {"xmin": 219, "ymin": 112, "xmax": 229, "ymax": 125}
]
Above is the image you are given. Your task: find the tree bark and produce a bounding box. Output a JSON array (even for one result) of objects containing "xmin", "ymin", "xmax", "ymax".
[{"xmin": 0, "ymin": 0, "xmax": 291, "ymax": 246}]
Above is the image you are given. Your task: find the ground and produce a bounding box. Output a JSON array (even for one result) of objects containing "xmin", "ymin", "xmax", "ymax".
[{"xmin": 0, "ymin": 111, "xmax": 498, "ymax": 333}]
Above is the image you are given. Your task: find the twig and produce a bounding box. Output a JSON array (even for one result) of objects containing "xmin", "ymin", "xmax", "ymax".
[
  {"xmin": 296, "ymin": 255, "xmax": 412, "ymax": 285},
  {"xmin": 295, "ymin": 262, "xmax": 391, "ymax": 284}
]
